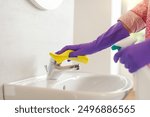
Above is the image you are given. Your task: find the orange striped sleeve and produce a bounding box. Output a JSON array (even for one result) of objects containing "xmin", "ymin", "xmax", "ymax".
[{"xmin": 118, "ymin": 0, "xmax": 148, "ymax": 33}]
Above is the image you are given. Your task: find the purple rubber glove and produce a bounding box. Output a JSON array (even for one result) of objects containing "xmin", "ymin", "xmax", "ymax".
[
  {"xmin": 56, "ymin": 21, "xmax": 129, "ymax": 57},
  {"xmin": 114, "ymin": 39, "xmax": 150, "ymax": 73}
]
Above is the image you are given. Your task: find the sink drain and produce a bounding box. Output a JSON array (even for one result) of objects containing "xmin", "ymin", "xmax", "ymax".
[{"xmin": 63, "ymin": 85, "xmax": 66, "ymax": 90}]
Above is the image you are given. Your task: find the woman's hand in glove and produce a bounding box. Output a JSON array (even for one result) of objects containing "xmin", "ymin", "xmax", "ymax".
[
  {"xmin": 114, "ymin": 39, "xmax": 150, "ymax": 73},
  {"xmin": 56, "ymin": 21, "xmax": 129, "ymax": 57}
]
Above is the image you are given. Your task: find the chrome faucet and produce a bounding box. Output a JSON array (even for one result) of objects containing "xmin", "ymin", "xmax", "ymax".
[{"xmin": 45, "ymin": 59, "xmax": 79, "ymax": 80}]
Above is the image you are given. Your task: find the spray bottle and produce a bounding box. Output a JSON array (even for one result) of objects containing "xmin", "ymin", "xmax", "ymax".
[{"xmin": 112, "ymin": 38, "xmax": 150, "ymax": 100}]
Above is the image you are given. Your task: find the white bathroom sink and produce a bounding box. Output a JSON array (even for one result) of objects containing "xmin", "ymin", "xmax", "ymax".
[{"xmin": 4, "ymin": 71, "xmax": 133, "ymax": 100}]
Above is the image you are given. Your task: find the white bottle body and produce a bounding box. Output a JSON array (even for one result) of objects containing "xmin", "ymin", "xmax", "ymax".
[
  {"xmin": 134, "ymin": 66, "xmax": 150, "ymax": 99},
  {"xmin": 114, "ymin": 38, "xmax": 150, "ymax": 99}
]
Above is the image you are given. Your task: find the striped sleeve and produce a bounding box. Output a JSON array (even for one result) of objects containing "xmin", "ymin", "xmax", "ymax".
[{"xmin": 118, "ymin": 0, "xmax": 148, "ymax": 33}]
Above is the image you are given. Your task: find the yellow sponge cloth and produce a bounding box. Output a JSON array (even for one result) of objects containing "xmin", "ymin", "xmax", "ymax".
[{"xmin": 49, "ymin": 50, "xmax": 88, "ymax": 64}]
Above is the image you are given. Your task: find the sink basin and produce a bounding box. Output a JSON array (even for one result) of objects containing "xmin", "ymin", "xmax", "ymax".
[{"xmin": 4, "ymin": 71, "xmax": 133, "ymax": 100}]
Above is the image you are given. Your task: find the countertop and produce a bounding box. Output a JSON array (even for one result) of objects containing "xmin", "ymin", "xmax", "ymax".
[{"xmin": 125, "ymin": 90, "xmax": 136, "ymax": 100}]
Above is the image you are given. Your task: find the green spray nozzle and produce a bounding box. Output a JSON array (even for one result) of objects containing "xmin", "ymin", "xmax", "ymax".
[{"xmin": 111, "ymin": 45, "xmax": 122, "ymax": 51}]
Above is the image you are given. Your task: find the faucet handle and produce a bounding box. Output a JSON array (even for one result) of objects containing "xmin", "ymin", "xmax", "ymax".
[
  {"xmin": 54, "ymin": 63, "xmax": 80, "ymax": 70},
  {"xmin": 73, "ymin": 64, "xmax": 80, "ymax": 70}
]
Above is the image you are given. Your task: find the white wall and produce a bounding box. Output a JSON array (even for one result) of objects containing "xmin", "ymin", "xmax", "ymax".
[
  {"xmin": 0, "ymin": 87, "xmax": 3, "ymax": 99},
  {"xmin": 0, "ymin": 0, "xmax": 74, "ymax": 99},
  {"xmin": 74, "ymin": 0, "xmax": 112, "ymax": 74}
]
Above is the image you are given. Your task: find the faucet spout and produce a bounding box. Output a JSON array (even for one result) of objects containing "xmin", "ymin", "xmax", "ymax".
[{"xmin": 45, "ymin": 58, "xmax": 79, "ymax": 80}]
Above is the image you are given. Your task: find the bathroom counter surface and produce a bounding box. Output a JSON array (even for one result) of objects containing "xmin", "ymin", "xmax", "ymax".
[{"xmin": 125, "ymin": 90, "xmax": 135, "ymax": 100}]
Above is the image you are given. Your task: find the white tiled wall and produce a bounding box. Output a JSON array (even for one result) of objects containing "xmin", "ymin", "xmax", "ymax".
[{"xmin": 0, "ymin": 0, "xmax": 74, "ymax": 99}]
